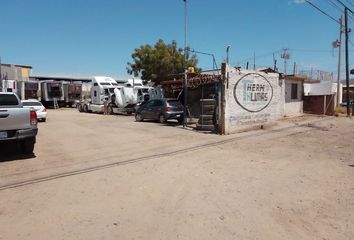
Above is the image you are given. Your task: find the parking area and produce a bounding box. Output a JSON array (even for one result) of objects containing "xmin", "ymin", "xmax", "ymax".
[
  {"xmin": 0, "ymin": 109, "xmax": 353, "ymax": 240},
  {"xmin": 0, "ymin": 108, "xmax": 222, "ymax": 187}
]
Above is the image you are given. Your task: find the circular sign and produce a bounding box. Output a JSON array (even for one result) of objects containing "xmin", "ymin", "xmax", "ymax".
[{"xmin": 233, "ymin": 73, "xmax": 273, "ymax": 112}]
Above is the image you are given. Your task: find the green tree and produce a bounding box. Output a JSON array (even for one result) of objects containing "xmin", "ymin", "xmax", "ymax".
[{"xmin": 127, "ymin": 39, "xmax": 198, "ymax": 84}]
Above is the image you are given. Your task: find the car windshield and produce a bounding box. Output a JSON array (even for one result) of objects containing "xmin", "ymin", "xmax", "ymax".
[
  {"xmin": 22, "ymin": 102, "xmax": 42, "ymax": 106},
  {"xmin": 0, "ymin": 94, "xmax": 19, "ymax": 106},
  {"xmin": 167, "ymin": 100, "xmax": 182, "ymax": 107}
]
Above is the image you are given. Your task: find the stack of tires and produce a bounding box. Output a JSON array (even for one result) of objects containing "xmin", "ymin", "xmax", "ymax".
[{"xmin": 196, "ymin": 99, "xmax": 216, "ymax": 132}]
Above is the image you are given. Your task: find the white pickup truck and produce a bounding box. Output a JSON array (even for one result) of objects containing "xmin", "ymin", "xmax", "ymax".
[{"xmin": 0, "ymin": 92, "xmax": 38, "ymax": 154}]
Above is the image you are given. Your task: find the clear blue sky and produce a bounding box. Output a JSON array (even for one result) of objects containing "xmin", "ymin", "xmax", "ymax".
[{"xmin": 0, "ymin": 0, "xmax": 352, "ymax": 78}]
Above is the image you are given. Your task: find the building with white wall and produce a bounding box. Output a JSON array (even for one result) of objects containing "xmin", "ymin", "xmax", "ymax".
[
  {"xmin": 282, "ymin": 75, "xmax": 304, "ymax": 117},
  {"xmin": 223, "ymin": 66, "xmax": 283, "ymax": 134}
]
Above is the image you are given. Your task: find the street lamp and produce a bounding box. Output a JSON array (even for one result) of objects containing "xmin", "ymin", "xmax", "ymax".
[
  {"xmin": 226, "ymin": 45, "xmax": 231, "ymax": 65},
  {"xmin": 189, "ymin": 49, "xmax": 219, "ymax": 73}
]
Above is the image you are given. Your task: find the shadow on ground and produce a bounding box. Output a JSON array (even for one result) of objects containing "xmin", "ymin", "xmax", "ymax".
[
  {"xmin": 133, "ymin": 119, "xmax": 217, "ymax": 134},
  {"xmin": 0, "ymin": 142, "xmax": 36, "ymax": 162}
]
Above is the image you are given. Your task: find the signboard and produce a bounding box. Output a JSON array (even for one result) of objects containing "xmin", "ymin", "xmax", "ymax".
[
  {"xmin": 224, "ymin": 67, "xmax": 282, "ymax": 134},
  {"xmin": 233, "ymin": 73, "xmax": 273, "ymax": 112}
]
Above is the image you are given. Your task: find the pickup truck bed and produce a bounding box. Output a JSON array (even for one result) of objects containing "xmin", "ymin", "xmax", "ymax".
[{"xmin": 0, "ymin": 92, "xmax": 38, "ymax": 154}]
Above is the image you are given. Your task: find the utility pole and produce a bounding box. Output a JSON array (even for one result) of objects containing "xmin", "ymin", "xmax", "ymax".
[
  {"xmin": 0, "ymin": 56, "xmax": 2, "ymax": 91},
  {"xmin": 273, "ymin": 53, "xmax": 277, "ymax": 71},
  {"xmin": 281, "ymin": 48, "xmax": 290, "ymax": 75},
  {"xmin": 183, "ymin": 0, "xmax": 188, "ymax": 127},
  {"xmin": 226, "ymin": 46, "xmax": 230, "ymax": 89},
  {"xmin": 253, "ymin": 52, "xmax": 256, "ymax": 70},
  {"xmin": 336, "ymin": 16, "xmax": 343, "ymax": 107},
  {"xmin": 345, "ymin": 7, "xmax": 351, "ymax": 117}
]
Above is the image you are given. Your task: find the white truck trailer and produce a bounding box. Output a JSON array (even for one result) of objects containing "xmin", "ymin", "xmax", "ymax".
[
  {"xmin": 40, "ymin": 80, "xmax": 66, "ymax": 107},
  {"xmin": 78, "ymin": 76, "xmax": 137, "ymax": 114}
]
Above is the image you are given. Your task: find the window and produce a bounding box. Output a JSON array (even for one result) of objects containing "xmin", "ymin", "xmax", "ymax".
[
  {"xmin": 153, "ymin": 100, "xmax": 163, "ymax": 107},
  {"xmin": 0, "ymin": 94, "xmax": 19, "ymax": 106},
  {"xmin": 291, "ymin": 83, "xmax": 298, "ymax": 100},
  {"xmin": 167, "ymin": 100, "xmax": 182, "ymax": 107},
  {"xmin": 94, "ymin": 91, "xmax": 97, "ymax": 97},
  {"xmin": 93, "ymin": 83, "xmax": 98, "ymax": 86},
  {"xmin": 144, "ymin": 100, "xmax": 155, "ymax": 108},
  {"xmin": 22, "ymin": 101, "xmax": 42, "ymax": 106}
]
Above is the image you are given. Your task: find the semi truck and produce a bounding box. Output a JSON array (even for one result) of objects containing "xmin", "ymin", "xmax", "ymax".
[
  {"xmin": 17, "ymin": 80, "xmax": 40, "ymax": 100},
  {"xmin": 40, "ymin": 80, "xmax": 66, "ymax": 107},
  {"xmin": 77, "ymin": 76, "xmax": 138, "ymax": 115},
  {"xmin": 63, "ymin": 82, "xmax": 82, "ymax": 107}
]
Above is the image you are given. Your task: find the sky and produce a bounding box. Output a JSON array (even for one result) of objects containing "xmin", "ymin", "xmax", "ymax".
[{"xmin": 0, "ymin": 0, "xmax": 353, "ymax": 79}]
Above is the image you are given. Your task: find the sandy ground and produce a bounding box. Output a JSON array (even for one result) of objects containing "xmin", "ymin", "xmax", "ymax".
[{"xmin": 0, "ymin": 109, "xmax": 353, "ymax": 240}]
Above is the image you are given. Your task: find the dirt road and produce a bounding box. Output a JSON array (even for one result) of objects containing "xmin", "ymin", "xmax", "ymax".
[{"xmin": 0, "ymin": 109, "xmax": 353, "ymax": 239}]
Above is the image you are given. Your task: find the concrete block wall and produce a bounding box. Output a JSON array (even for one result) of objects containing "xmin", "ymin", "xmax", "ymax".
[{"xmin": 224, "ymin": 67, "xmax": 283, "ymax": 134}]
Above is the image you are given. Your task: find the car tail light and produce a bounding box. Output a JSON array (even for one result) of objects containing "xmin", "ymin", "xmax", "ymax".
[
  {"xmin": 166, "ymin": 106, "xmax": 171, "ymax": 112},
  {"xmin": 30, "ymin": 110, "xmax": 37, "ymax": 125},
  {"xmin": 43, "ymin": 108, "xmax": 47, "ymax": 112}
]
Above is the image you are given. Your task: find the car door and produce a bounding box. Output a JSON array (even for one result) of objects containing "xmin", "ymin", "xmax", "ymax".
[
  {"xmin": 0, "ymin": 93, "xmax": 30, "ymax": 132},
  {"xmin": 140, "ymin": 100, "xmax": 155, "ymax": 119},
  {"xmin": 151, "ymin": 99, "xmax": 164, "ymax": 120}
]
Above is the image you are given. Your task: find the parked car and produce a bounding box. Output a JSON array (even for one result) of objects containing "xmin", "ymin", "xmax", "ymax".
[
  {"xmin": 0, "ymin": 92, "xmax": 38, "ymax": 154},
  {"xmin": 340, "ymin": 99, "xmax": 354, "ymax": 107},
  {"xmin": 135, "ymin": 99, "xmax": 184, "ymax": 124},
  {"xmin": 22, "ymin": 99, "xmax": 47, "ymax": 122}
]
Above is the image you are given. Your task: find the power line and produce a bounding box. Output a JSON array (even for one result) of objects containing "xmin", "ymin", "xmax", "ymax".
[
  {"xmin": 328, "ymin": 0, "xmax": 345, "ymax": 13},
  {"xmin": 235, "ymin": 49, "xmax": 282, "ymax": 65},
  {"xmin": 305, "ymin": 0, "xmax": 340, "ymax": 24},
  {"xmin": 327, "ymin": 0, "xmax": 354, "ymax": 22},
  {"xmin": 291, "ymin": 48, "xmax": 335, "ymax": 52},
  {"xmin": 349, "ymin": 39, "xmax": 354, "ymax": 46},
  {"xmin": 335, "ymin": 0, "xmax": 354, "ymax": 13},
  {"xmin": 344, "ymin": 0, "xmax": 354, "ymax": 8}
]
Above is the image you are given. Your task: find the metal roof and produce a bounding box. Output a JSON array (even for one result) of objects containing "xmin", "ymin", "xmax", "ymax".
[{"xmin": 30, "ymin": 75, "xmax": 91, "ymax": 82}]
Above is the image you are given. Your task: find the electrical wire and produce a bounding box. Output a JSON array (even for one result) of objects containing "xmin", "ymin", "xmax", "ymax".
[
  {"xmin": 345, "ymin": 0, "xmax": 354, "ymax": 8},
  {"xmin": 235, "ymin": 49, "xmax": 282, "ymax": 65},
  {"xmin": 328, "ymin": 0, "xmax": 345, "ymax": 14},
  {"xmin": 306, "ymin": 0, "xmax": 340, "ymax": 24},
  {"xmin": 335, "ymin": 0, "xmax": 354, "ymax": 13}
]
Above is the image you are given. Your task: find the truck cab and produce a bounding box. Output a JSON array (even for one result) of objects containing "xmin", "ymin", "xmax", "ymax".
[{"xmin": 91, "ymin": 76, "xmax": 117, "ymax": 105}]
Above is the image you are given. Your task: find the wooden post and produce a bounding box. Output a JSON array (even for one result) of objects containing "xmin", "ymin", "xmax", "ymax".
[{"xmin": 219, "ymin": 63, "xmax": 226, "ymax": 135}]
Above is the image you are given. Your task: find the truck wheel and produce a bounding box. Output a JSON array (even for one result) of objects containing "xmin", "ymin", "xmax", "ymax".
[
  {"xmin": 83, "ymin": 104, "xmax": 88, "ymax": 113},
  {"xmin": 77, "ymin": 104, "xmax": 82, "ymax": 112},
  {"xmin": 159, "ymin": 114, "xmax": 166, "ymax": 123},
  {"xmin": 21, "ymin": 137, "xmax": 35, "ymax": 154}
]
